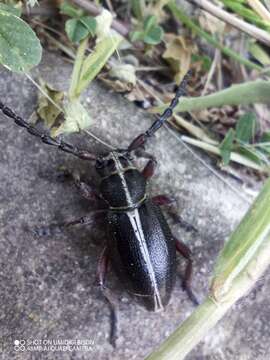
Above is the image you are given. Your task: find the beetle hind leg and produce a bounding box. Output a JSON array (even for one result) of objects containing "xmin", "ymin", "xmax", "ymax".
[
  {"xmin": 175, "ymin": 237, "xmax": 199, "ymax": 306},
  {"xmin": 97, "ymin": 246, "xmax": 118, "ymax": 347}
]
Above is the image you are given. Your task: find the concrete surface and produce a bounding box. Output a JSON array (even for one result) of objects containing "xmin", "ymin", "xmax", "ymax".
[{"xmin": 0, "ymin": 52, "xmax": 269, "ymax": 360}]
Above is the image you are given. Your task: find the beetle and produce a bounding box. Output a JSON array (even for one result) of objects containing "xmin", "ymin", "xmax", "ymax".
[{"xmin": 0, "ymin": 71, "xmax": 197, "ymax": 345}]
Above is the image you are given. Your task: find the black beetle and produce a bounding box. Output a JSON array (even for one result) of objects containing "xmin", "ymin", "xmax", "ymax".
[{"xmin": 0, "ymin": 71, "xmax": 197, "ymax": 345}]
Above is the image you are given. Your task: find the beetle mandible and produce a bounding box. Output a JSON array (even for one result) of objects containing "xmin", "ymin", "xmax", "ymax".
[{"xmin": 0, "ymin": 71, "xmax": 197, "ymax": 345}]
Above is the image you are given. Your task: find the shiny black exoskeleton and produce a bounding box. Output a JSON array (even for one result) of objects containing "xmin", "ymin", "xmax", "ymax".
[
  {"xmin": 96, "ymin": 150, "xmax": 177, "ymax": 311},
  {"xmin": 0, "ymin": 71, "xmax": 197, "ymax": 345}
]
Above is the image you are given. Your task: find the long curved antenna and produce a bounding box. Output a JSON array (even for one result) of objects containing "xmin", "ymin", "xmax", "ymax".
[
  {"xmin": 0, "ymin": 102, "xmax": 96, "ymax": 161},
  {"xmin": 128, "ymin": 70, "xmax": 191, "ymax": 152}
]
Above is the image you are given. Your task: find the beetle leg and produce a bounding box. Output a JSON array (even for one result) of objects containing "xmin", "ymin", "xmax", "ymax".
[
  {"xmin": 33, "ymin": 210, "xmax": 106, "ymax": 237},
  {"xmin": 175, "ymin": 238, "xmax": 199, "ymax": 305},
  {"xmin": 97, "ymin": 246, "xmax": 118, "ymax": 347},
  {"xmin": 152, "ymin": 195, "xmax": 197, "ymax": 232},
  {"xmin": 135, "ymin": 149, "xmax": 157, "ymax": 180},
  {"xmin": 61, "ymin": 210, "xmax": 106, "ymax": 227},
  {"xmin": 168, "ymin": 209, "xmax": 198, "ymax": 233},
  {"xmin": 141, "ymin": 159, "xmax": 157, "ymax": 179},
  {"xmin": 59, "ymin": 168, "xmax": 105, "ymax": 204},
  {"xmin": 151, "ymin": 194, "xmax": 176, "ymax": 206}
]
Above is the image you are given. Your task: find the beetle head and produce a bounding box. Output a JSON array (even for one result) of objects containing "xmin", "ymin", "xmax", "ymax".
[{"xmin": 95, "ymin": 150, "xmax": 133, "ymax": 178}]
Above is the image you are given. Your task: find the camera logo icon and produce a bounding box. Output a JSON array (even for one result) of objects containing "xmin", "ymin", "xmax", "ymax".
[{"xmin": 14, "ymin": 339, "xmax": 26, "ymax": 352}]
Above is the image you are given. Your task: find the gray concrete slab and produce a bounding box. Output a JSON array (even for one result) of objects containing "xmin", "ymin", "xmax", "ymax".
[{"xmin": 0, "ymin": 52, "xmax": 269, "ymax": 360}]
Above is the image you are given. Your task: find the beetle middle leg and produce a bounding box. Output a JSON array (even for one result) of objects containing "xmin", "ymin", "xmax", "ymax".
[
  {"xmin": 175, "ymin": 237, "xmax": 199, "ymax": 305},
  {"xmin": 61, "ymin": 210, "xmax": 106, "ymax": 228},
  {"xmin": 152, "ymin": 195, "xmax": 197, "ymax": 233},
  {"xmin": 34, "ymin": 210, "xmax": 106, "ymax": 237},
  {"xmin": 96, "ymin": 246, "xmax": 118, "ymax": 347}
]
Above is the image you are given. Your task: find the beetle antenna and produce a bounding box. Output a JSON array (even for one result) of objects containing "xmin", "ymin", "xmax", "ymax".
[
  {"xmin": 128, "ymin": 70, "xmax": 191, "ymax": 152},
  {"xmin": 0, "ymin": 102, "xmax": 96, "ymax": 161}
]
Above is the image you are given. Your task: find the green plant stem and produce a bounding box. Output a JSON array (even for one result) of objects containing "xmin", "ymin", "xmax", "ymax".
[
  {"xmin": 146, "ymin": 178, "xmax": 270, "ymax": 360},
  {"xmin": 154, "ymin": 80, "xmax": 270, "ymax": 113},
  {"xmin": 68, "ymin": 36, "xmax": 88, "ymax": 100},
  {"xmin": 146, "ymin": 296, "xmax": 231, "ymax": 360},
  {"xmin": 181, "ymin": 135, "xmax": 267, "ymax": 171},
  {"xmin": 167, "ymin": 1, "xmax": 263, "ymax": 72}
]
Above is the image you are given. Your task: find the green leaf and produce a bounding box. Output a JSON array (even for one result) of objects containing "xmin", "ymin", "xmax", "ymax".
[
  {"xmin": 191, "ymin": 54, "xmax": 212, "ymax": 71},
  {"xmin": 236, "ymin": 112, "xmax": 257, "ymax": 143},
  {"xmin": 60, "ymin": 1, "xmax": 83, "ymax": 18},
  {"xmin": 236, "ymin": 146, "xmax": 263, "ymax": 166},
  {"xmin": 131, "ymin": 0, "xmax": 144, "ymax": 20},
  {"xmin": 130, "ymin": 15, "xmax": 164, "ymax": 45},
  {"xmin": 144, "ymin": 25, "xmax": 164, "ymax": 45},
  {"xmin": 79, "ymin": 16, "xmax": 96, "ymax": 36},
  {"xmin": 51, "ymin": 99, "xmax": 93, "ymax": 137},
  {"xmin": 0, "ymin": 11, "xmax": 42, "ymax": 72},
  {"xmin": 219, "ymin": 128, "xmax": 235, "ymax": 165},
  {"xmin": 259, "ymin": 132, "xmax": 270, "ymax": 155},
  {"xmin": 130, "ymin": 30, "xmax": 144, "ymax": 42},
  {"xmin": 75, "ymin": 33, "xmax": 123, "ymax": 96},
  {"xmin": 0, "ymin": 4, "xmax": 21, "ymax": 16},
  {"xmin": 143, "ymin": 15, "xmax": 164, "ymax": 45},
  {"xmin": 65, "ymin": 17, "xmax": 96, "ymax": 43},
  {"xmin": 143, "ymin": 15, "xmax": 157, "ymax": 32},
  {"xmin": 249, "ymin": 42, "xmax": 270, "ymax": 66},
  {"xmin": 260, "ymin": 132, "xmax": 270, "ymax": 143}
]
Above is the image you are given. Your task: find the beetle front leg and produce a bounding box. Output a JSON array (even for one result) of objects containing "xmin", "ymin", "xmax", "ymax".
[
  {"xmin": 175, "ymin": 237, "xmax": 199, "ymax": 305},
  {"xmin": 59, "ymin": 169, "xmax": 105, "ymax": 204},
  {"xmin": 97, "ymin": 246, "xmax": 118, "ymax": 347},
  {"xmin": 72, "ymin": 171, "xmax": 103, "ymax": 204},
  {"xmin": 141, "ymin": 159, "xmax": 157, "ymax": 180},
  {"xmin": 135, "ymin": 149, "xmax": 157, "ymax": 180}
]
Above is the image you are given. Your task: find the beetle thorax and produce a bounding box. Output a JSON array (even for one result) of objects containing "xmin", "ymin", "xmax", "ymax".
[{"xmin": 96, "ymin": 151, "xmax": 147, "ymax": 211}]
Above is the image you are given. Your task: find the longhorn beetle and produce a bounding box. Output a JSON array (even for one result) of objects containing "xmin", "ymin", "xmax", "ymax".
[{"xmin": 0, "ymin": 71, "xmax": 198, "ymax": 345}]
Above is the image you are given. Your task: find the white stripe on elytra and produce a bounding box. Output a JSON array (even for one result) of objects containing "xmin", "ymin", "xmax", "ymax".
[
  {"xmin": 111, "ymin": 152, "xmax": 133, "ymax": 208},
  {"xmin": 110, "ymin": 152, "xmax": 163, "ymax": 310},
  {"xmin": 127, "ymin": 208, "xmax": 164, "ymax": 311}
]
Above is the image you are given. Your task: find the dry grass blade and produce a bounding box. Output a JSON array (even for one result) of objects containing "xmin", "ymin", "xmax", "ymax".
[
  {"xmin": 247, "ymin": 0, "xmax": 270, "ymax": 22},
  {"xmin": 190, "ymin": 0, "xmax": 270, "ymax": 46}
]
